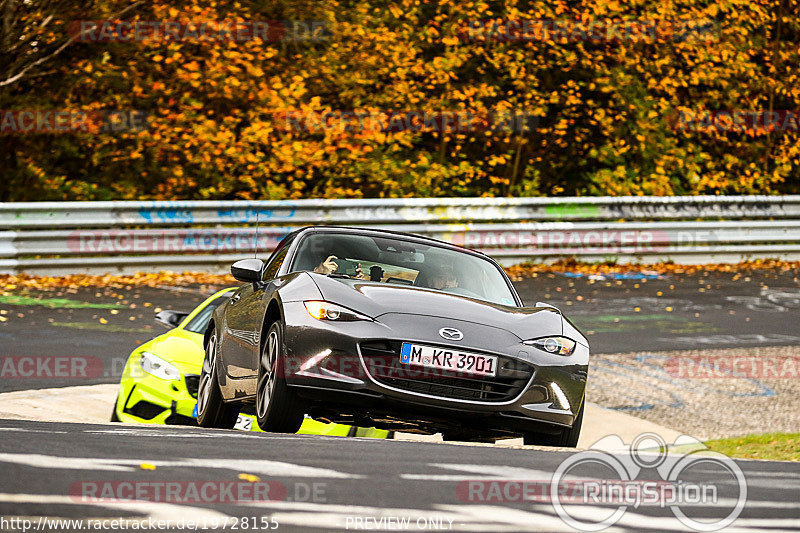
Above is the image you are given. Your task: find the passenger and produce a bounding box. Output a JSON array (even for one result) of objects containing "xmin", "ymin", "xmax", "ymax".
[{"xmin": 426, "ymin": 263, "xmax": 458, "ymax": 290}]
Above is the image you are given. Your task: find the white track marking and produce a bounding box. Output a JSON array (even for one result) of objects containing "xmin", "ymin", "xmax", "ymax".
[
  {"xmin": 84, "ymin": 428, "xmax": 351, "ymax": 443},
  {"xmin": 558, "ymin": 504, "xmax": 800, "ymax": 532},
  {"xmin": 240, "ymin": 501, "xmax": 627, "ymax": 532},
  {"xmin": 401, "ymin": 463, "xmax": 559, "ymax": 480},
  {"xmin": 152, "ymin": 458, "xmax": 361, "ymax": 478},
  {"xmin": 242, "ymin": 500, "xmax": 800, "ymax": 532},
  {"xmin": 400, "ymin": 474, "xmax": 497, "ymax": 481},
  {"xmin": 0, "ymin": 453, "xmax": 361, "ymax": 478},
  {"xmin": 0, "ymin": 453, "xmax": 136, "ymax": 472},
  {"xmin": 84, "ymin": 428, "xmax": 266, "ymax": 439},
  {"xmin": 0, "ymin": 428, "xmax": 68, "ymax": 434}
]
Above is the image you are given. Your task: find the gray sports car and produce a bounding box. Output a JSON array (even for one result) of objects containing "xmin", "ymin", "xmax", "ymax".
[{"xmin": 197, "ymin": 226, "xmax": 589, "ymax": 446}]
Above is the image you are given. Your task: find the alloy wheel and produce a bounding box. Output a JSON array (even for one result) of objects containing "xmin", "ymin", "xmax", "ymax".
[
  {"xmin": 197, "ymin": 334, "xmax": 216, "ymax": 417},
  {"xmin": 257, "ymin": 330, "xmax": 279, "ymax": 419}
]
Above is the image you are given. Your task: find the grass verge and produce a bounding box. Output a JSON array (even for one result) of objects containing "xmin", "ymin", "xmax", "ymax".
[{"xmin": 705, "ymin": 432, "xmax": 800, "ymax": 462}]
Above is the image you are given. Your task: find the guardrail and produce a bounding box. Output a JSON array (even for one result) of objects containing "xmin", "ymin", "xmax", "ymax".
[{"xmin": 1, "ymin": 196, "xmax": 799, "ymax": 274}]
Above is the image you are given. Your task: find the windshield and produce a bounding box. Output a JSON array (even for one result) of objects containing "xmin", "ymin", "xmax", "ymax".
[
  {"xmin": 184, "ymin": 293, "xmax": 233, "ymax": 333},
  {"xmin": 290, "ymin": 232, "xmax": 517, "ymax": 306}
]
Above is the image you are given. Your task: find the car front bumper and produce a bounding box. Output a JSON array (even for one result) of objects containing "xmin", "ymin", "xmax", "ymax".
[
  {"xmin": 281, "ymin": 302, "xmax": 588, "ymax": 436},
  {"xmin": 116, "ymin": 356, "xmax": 199, "ymax": 425}
]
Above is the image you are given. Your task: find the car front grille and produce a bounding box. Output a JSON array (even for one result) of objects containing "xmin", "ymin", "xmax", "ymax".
[
  {"xmin": 359, "ymin": 341, "xmax": 534, "ymax": 402},
  {"xmin": 184, "ymin": 374, "xmax": 200, "ymax": 398}
]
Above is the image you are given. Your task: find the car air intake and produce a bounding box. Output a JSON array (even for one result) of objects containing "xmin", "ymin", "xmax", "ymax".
[
  {"xmin": 360, "ymin": 341, "xmax": 534, "ymax": 402},
  {"xmin": 124, "ymin": 400, "xmax": 166, "ymax": 420},
  {"xmin": 184, "ymin": 374, "xmax": 200, "ymax": 398}
]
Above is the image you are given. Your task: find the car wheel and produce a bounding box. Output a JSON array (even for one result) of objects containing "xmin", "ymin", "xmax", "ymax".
[
  {"xmin": 255, "ymin": 321, "xmax": 304, "ymax": 433},
  {"xmin": 197, "ymin": 331, "xmax": 238, "ymax": 429},
  {"xmin": 523, "ymin": 401, "xmax": 584, "ymax": 447},
  {"xmin": 110, "ymin": 394, "xmax": 121, "ymax": 422}
]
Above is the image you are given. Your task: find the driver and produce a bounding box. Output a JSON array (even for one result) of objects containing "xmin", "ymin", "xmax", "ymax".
[{"xmin": 313, "ymin": 255, "xmax": 365, "ymax": 279}]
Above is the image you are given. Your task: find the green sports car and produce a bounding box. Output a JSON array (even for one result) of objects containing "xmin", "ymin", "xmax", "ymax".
[{"xmin": 113, "ymin": 287, "xmax": 389, "ymax": 438}]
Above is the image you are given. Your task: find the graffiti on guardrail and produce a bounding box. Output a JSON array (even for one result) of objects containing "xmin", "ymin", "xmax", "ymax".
[
  {"xmin": 216, "ymin": 208, "xmax": 298, "ymax": 223},
  {"xmin": 137, "ymin": 204, "xmax": 195, "ymax": 224},
  {"xmin": 605, "ymin": 199, "xmax": 780, "ymax": 218},
  {"xmin": 2, "ymin": 196, "xmax": 800, "ymax": 273},
  {"xmin": 543, "ymin": 203, "xmax": 601, "ymax": 218}
]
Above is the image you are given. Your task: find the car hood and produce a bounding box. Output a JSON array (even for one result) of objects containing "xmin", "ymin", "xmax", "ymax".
[
  {"xmin": 309, "ymin": 273, "xmax": 569, "ymax": 342},
  {"xmin": 141, "ymin": 328, "xmax": 205, "ymax": 367}
]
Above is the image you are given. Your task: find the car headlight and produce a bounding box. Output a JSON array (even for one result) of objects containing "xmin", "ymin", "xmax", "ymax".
[
  {"xmin": 139, "ymin": 351, "xmax": 182, "ymax": 381},
  {"xmin": 304, "ymin": 301, "xmax": 372, "ymax": 322},
  {"xmin": 523, "ymin": 336, "xmax": 576, "ymax": 356}
]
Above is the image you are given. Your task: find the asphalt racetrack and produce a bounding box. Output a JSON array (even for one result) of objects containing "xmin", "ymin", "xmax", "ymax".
[
  {"xmin": 1, "ymin": 268, "xmax": 799, "ymax": 532},
  {"xmin": 1, "ymin": 418, "xmax": 799, "ymax": 532},
  {"xmin": 1, "ymin": 268, "xmax": 798, "ymax": 392}
]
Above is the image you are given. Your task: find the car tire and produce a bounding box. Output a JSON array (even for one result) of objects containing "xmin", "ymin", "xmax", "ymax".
[
  {"xmin": 110, "ymin": 394, "xmax": 121, "ymax": 422},
  {"xmin": 197, "ymin": 331, "xmax": 238, "ymax": 429},
  {"xmin": 255, "ymin": 321, "xmax": 304, "ymax": 433},
  {"xmin": 523, "ymin": 401, "xmax": 584, "ymax": 448}
]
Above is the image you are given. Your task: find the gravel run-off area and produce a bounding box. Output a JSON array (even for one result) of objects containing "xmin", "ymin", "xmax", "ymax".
[{"xmin": 588, "ymin": 345, "xmax": 800, "ymax": 440}]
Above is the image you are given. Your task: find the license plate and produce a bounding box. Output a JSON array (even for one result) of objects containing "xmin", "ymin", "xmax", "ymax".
[
  {"xmin": 400, "ymin": 342, "xmax": 497, "ymax": 377},
  {"xmin": 233, "ymin": 415, "xmax": 254, "ymax": 431}
]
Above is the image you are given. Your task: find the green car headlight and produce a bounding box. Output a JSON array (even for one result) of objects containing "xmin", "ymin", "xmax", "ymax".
[{"xmin": 139, "ymin": 351, "xmax": 181, "ymax": 381}]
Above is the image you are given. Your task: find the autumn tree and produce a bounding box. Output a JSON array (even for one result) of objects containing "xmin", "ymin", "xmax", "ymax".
[{"xmin": 0, "ymin": 0, "xmax": 798, "ymax": 201}]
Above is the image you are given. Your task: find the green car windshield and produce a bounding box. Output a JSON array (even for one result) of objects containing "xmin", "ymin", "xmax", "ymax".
[
  {"xmin": 290, "ymin": 232, "xmax": 517, "ymax": 306},
  {"xmin": 184, "ymin": 293, "xmax": 233, "ymax": 333}
]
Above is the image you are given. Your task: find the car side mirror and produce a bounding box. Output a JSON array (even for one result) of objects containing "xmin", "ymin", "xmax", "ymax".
[
  {"xmin": 155, "ymin": 310, "xmax": 189, "ymax": 329},
  {"xmin": 231, "ymin": 258, "xmax": 265, "ymax": 283},
  {"xmin": 535, "ymin": 302, "xmax": 562, "ymax": 314}
]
